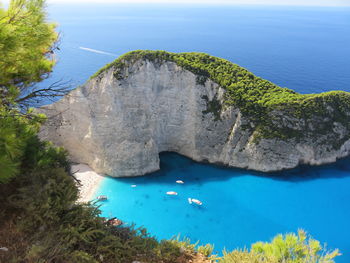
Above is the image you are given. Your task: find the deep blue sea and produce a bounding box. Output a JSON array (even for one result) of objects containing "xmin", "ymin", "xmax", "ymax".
[{"xmin": 46, "ymin": 4, "xmax": 350, "ymax": 261}]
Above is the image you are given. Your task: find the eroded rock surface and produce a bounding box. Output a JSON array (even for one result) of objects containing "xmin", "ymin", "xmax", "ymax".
[{"xmin": 39, "ymin": 58, "xmax": 350, "ymax": 177}]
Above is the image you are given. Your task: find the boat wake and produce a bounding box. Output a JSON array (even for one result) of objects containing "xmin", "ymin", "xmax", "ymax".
[{"xmin": 79, "ymin": 47, "xmax": 117, "ymax": 56}]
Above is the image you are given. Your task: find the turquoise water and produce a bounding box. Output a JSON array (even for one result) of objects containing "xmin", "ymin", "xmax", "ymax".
[
  {"xmin": 43, "ymin": 4, "xmax": 350, "ymax": 261},
  {"xmin": 96, "ymin": 153, "xmax": 350, "ymax": 261}
]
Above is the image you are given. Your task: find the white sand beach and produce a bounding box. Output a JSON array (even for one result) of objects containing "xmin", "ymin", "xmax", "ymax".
[{"xmin": 71, "ymin": 164, "xmax": 105, "ymax": 203}]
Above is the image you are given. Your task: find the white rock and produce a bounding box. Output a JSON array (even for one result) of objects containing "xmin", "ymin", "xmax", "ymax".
[{"xmin": 38, "ymin": 59, "xmax": 350, "ymax": 177}]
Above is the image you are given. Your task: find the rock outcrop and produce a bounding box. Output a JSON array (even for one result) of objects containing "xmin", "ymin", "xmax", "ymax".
[{"xmin": 39, "ymin": 51, "xmax": 350, "ymax": 177}]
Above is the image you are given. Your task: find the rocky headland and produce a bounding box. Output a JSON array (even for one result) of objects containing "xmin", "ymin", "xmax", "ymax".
[{"xmin": 39, "ymin": 50, "xmax": 350, "ymax": 177}]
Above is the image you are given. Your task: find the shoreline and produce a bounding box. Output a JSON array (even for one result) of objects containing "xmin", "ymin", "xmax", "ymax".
[{"xmin": 72, "ymin": 164, "xmax": 105, "ymax": 203}]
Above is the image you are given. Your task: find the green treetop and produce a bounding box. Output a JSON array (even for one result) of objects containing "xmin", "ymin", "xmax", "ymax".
[
  {"xmin": 0, "ymin": 0, "xmax": 59, "ymax": 182},
  {"xmin": 0, "ymin": 0, "xmax": 68, "ymax": 107}
]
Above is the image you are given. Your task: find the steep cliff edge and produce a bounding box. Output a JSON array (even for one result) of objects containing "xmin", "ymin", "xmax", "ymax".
[{"xmin": 39, "ymin": 50, "xmax": 350, "ymax": 177}]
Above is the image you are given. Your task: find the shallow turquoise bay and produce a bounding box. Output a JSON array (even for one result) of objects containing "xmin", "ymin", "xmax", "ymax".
[{"xmin": 96, "ymin": 153, "xmax": 350, "ymax": 261}]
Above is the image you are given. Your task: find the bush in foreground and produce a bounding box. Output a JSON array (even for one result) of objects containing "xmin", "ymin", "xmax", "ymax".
[{"xmin": 220, "ymin": 230, "xmax": 340, "ymax": 263}]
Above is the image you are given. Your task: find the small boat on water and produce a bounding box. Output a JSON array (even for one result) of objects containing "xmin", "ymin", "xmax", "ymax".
[
  {"xmin": 131, "ymin": 185, "xmax": 137, "ymax": 187},
  {"xmin": 97, "ymin": 195, "xmax": 107, "ymax": 201},
  {"xmin": 176, "ymin": 180, "xmax": 184, "ymax": 184},
  {"xmin": 166, "ymin": 191, "xmax": 178, "ymax": 196},
  {"xmin": 188, "ymin": 198, "xmax": 202, "ymax": 205}
]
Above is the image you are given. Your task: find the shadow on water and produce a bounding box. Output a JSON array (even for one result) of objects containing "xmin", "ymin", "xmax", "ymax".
[
  {"xmin": 267, "ymin": 155, "xmax": 350, "ymax": 182},
  {"xmin": 114, "ymin": 152, "xmax": 350, "ymax": 185}
]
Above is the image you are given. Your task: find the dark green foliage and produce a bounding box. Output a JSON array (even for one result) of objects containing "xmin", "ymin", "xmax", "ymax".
[
  {"xmin": 201, "ymin": 95, "xmax": 222, "ymax": 121},
  {"xmin": 196, "ymin": 75, "xmax": 208, "ymax": 86},
  {"xmin": 0, "ymin": 106, "xmax": 45, "ymax": 183},
  {"xmin": 157, "ymin": 240, "xmax": 182, "ymax": 260},
  {"xmin": 91, "ymin": 50, "xmax": 350, "ymax": 144}
]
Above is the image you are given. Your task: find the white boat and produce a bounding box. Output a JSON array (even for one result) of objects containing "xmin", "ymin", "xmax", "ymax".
[
  {"xmin": 188, "ymin": 198, "xmax": 202, "ymax": 205},
  {"xmin": 97, "ymin": 195, "xmax": 107, "ymax": 201},
  {"xmin": 176, "ymin": 180, "xmax": 184, "ymax": 184},
  {"xmin": 192, "ymin": 199, "xmax": 202, "ymax": 205},
  {"xmin": 166, "ymin": 191, "xmax": 178, "ymax": 196},
  {"xmin": 131, "ymin": 185, "xmax": 137, "ymax": 187}
]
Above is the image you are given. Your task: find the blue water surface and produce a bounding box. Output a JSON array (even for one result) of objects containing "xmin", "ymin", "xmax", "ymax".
[
  {"xmin": 97, "ymin": 153, "xmax": 350, "ymax": 260},
  {"xmin": 44, "ymin": 4, "xmax": 350, "ymax": 261}
]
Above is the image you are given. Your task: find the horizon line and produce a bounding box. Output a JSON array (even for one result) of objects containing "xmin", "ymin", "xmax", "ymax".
[
  {"xmin": 3, "ymin": 0, "xmax": 350, "ymax": 8},
  {"xmin": 47, "ymin": 1, "xmax": 350, "ymax": 7}
]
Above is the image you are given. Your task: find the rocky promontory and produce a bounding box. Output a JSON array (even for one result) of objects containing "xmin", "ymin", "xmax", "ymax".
[{"xmin": 39, "ymin": 50, "xmax": 350, "ymax": 177}]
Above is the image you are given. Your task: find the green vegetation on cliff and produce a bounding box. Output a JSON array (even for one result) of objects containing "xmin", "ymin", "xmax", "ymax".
[{"xmin": 92, "ymin": 50, "xmax": 350, "ymax": 143}]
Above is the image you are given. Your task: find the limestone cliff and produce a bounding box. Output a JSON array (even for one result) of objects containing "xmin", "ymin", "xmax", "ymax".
[{"xmin": 39, "ymin": 51, "xmax": 350, "ymax": 177}]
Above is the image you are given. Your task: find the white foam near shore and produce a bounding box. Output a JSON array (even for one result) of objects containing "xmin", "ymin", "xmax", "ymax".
[{"xmin": 72, "ymin": 164, "xmax": 105, "ymax": 203}]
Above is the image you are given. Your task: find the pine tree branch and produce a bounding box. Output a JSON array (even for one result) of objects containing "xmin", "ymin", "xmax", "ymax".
[{"xmin": 15, "ymin": 79, "xmax": 73, "ymax": 108}]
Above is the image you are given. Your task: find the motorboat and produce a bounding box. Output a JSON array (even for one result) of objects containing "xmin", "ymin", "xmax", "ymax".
[
  {"xmin": 188, "ymin": 198, "xmax": 202, "ymax": 205},
  {"xmin": 176, "ymin": 180, "xmax": 184, "ymax": 184},
  {"xmin": 166, "ymin": 191, "xmax": 178, "ymax": 195}
]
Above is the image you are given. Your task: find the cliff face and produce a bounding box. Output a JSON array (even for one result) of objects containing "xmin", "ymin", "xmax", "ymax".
[{"xmin": 39, "ymin": 51, "xmax": 350, "ymax": 177}]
